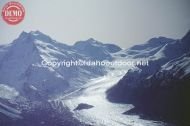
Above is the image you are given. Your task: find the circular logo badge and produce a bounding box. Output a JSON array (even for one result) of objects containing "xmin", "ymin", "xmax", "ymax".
[{"xmin": 1, "ymin": 1, "xmax": 25, "ymax": 25}]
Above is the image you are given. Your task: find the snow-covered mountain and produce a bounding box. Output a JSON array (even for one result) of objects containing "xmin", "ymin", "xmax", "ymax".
[
  {"xmin": 0, "ymin": 31, "xmax": 122, "ymax": 99},
  {"xmin": 1, "ymin": 30, "xmax": 189, "ymax": 125},
  {"xmin": 123, "ymin": 37, "xmax": 175, "ymax": 58},
  {"xmin": 0, "ymin": 31, "xmax": 124, "ymax": 125},
  {"xmin": 73, "ymin": 38, "xmax": 121, "ymax": 60},
  {"xmin": 107, "ymin": 31, "xmax": 190, "ymax": 125}
]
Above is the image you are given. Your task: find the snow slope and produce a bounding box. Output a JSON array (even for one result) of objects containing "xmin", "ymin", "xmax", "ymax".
[{"xmin": 0, "ymin": 84, "xmax": 19, "ymax": 100}]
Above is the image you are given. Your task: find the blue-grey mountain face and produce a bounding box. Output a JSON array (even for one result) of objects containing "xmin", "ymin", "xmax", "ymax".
[
  {"xmin": 0, "ymin": 31, "xmax": 122, "ymax": 98},
  {"xmin": 124, "ymin": 37, "xmax": 175, "ymax": 58},
  {"xmin": 0, "ymin": 30, "xmax": 190, "ymax": 126},
  {"xmin": 0, "ymin": 31, "xmax": 123, "ymax": 126},
  {"xmin": 107, "ymin": 31, "xmax": 190, "ymax": 125},
  {"xmin": 73, "ymin": 38, "xmax": 121, "ymax": 60}
]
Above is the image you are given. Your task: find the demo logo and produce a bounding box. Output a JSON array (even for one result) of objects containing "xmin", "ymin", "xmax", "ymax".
[{"xmin": 1, "ymin": 1, "xmax": 25, "ymax": 25}]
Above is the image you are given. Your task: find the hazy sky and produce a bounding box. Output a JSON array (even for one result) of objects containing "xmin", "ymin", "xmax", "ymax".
[{"xmin": 0, "ymin": 0, "xmax": 190, "ymax": 48}]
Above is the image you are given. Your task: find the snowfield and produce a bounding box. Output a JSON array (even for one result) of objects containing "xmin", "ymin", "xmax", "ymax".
[{"xmin": 0, "ymin": 84, "xmax": 19, "ymax": 99}]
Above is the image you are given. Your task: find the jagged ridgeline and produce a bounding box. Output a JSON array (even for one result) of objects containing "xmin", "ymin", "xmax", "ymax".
[{"xmin": 107, "ymin": 30, "xmax": 190, "ymax": 125}]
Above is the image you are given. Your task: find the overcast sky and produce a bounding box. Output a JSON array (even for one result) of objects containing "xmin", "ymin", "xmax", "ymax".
[{"xmin": 0, "ymin": 0, "xmax": 190, "ymax": 48}]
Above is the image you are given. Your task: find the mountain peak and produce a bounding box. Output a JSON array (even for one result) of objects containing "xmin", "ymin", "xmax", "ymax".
[
  {"xmin": 18, "ymin": 31, "xmax": 29, "ymax": 38},
  {"xmin": 29, "ymin": 30, "xmax": 46, "ymax": 36},
  {"xmin": 74, "ymin": 38, "xmax": 102, "ymax": 47},
  {"xmin": 19, "ymin": 30, "xmax": 45, "ymax": 37},
  {"xmin": 147, "ymin": 36, "xmax": 174, "ymax": 44},
  {"xmin": 17, "ymin": 30, "xmax": 52, "ymax": 44},
  {"xmin": 181, "ymin": 30, "xmax": 190, "ymax": 43},
  {"xmin": 87, "ymin": 38, "xmax": 96, "ymax": 42}
]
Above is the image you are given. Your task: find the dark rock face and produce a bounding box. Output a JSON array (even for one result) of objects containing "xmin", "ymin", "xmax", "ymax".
[
  {"xmin": 74, "ymin": 103, "xmax": 94, "ymax": 111},
  {"xmin": 107, "ymin": 31, "xmax": 190, "ymax": 125},
  {"xmin": 104, "ymin": 43, "xmax": 122, "ymax": 53}
]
